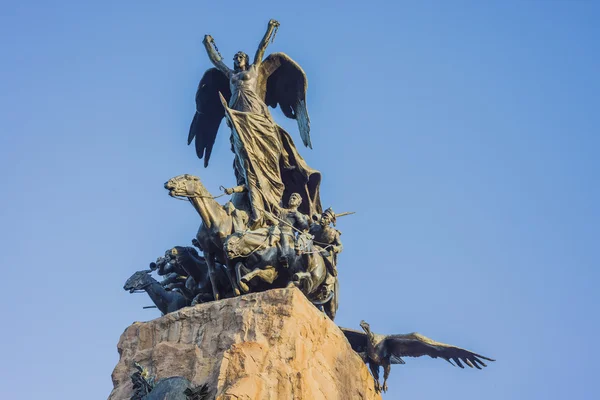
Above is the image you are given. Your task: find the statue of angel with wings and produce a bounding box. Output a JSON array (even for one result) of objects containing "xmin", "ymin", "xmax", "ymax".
[{"xmin": 188, "ymin": 19, "xmax": 322, "ymax": 227}]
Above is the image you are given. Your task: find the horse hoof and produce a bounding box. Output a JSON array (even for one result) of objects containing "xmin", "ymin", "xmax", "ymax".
[
  {"xmin": 234, "ymin": 288, "xmax": 241, "ymax": 296},
  {"xmin": 239, "ymin": 281, "xmax": 249, "ymax": 293}
]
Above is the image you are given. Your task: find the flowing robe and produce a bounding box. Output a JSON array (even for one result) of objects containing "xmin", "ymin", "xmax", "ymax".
[{"xmin": 223, "ymin": 65, "xmax": 322, "ymax": 227}]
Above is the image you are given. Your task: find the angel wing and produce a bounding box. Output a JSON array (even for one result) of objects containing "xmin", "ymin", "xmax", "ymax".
[
  {"xmin": 258, "ymin": 53, "xmax": 312, "ymax": 148},
  {"xmin": 384, "ymin": 333, "xmax": 495, "ymax": 369},
  {"xmin": 187, "ymin": 68, "xmax": 231, "ymax": 167}
]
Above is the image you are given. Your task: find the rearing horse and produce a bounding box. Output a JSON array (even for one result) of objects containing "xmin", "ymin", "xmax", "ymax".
[
  {"xmin": 225, "ymin": 230, "xmax": 335, "ymax": 318},
  {"xmin": 165, "ymin": 174, "xmax": 243, "ymax": 300}
]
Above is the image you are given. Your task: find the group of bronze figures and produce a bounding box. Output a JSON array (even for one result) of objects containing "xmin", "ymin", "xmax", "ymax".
[
  {"xmin": 124, "ymin": 20, "xmax": 493, "ymax": 397},
  {"xmin": 124, "ymin": 19, "xmax": 343, "ymax": 320}
]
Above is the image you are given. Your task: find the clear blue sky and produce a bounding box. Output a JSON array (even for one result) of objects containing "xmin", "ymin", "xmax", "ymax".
[{"xmin": 1, "ymin": 1, "xmax": 598, "ymax": 399}]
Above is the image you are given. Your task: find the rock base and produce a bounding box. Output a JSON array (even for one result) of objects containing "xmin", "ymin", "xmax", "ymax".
[{"xmin": 109, "ymin": 288, "xmax": 380, "ymax": 400}]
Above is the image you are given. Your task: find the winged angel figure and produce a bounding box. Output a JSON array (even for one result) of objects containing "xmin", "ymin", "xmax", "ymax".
[{"xmin": 188, "ymin": 19, "xmax": 322, "ymax": 227}]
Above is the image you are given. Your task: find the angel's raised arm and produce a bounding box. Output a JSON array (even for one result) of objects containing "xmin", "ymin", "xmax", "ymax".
[
  {"xmin": 254, "ymin": 19, "xmax": 280, "ymax": 65},
  {"xmin": 203, "ymin": 35, "xmax": 231, "ymax": 77}
]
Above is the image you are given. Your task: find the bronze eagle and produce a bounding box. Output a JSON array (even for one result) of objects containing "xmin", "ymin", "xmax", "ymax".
[{"xmin": 341, "ymin": 320, "xmax": 495, "ymax": 393}]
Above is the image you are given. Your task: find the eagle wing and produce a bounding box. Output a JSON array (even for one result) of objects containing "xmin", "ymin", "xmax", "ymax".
[
  {"xmin": 340, "ymin": 327, "xmax": 368, "ymax": 354},
  {"xmin": 384, "ymin": 333, "xmax": 495, "ymax": 369},
  {"xmin": 187, "ymin": 68, "xmax": 231, "ymax": 167},
  {"xmin": 258, "ymin": 53, "xmax": 311, "ymax": 148}
]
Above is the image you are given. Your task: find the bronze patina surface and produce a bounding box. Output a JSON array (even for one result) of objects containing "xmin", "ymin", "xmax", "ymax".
[{"xmin": 122, "ymin": 19, "xmax": 494, "ymax": 397}]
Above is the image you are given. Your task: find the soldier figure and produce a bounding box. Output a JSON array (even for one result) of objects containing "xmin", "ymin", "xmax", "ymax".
[
  {"xmin": 278, "ymin": 193, "xmax": 310, "ymax": 266},
  {"xmin": 310, "ymin": 208, "xmax": 343, "ymax": 277}
]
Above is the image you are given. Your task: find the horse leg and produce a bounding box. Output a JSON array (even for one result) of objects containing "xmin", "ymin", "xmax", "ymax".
[
  {"xmin": 292, "ymin": 272, "xmax": 312, "ymax": 293},
  {"xmin": 241, "ymin": 265, "xmax": 279, "ymax": 287},
  {"xmin": 323, "ymin": 278, "xmax": 339, "ymax": 321},
  {"xmin": 191, "ymin": 293, "xmax": 202, "ymax": 306},
  {"xmin": 226, "ymin": 260, "xmax": 241, "ymax": 296},
  {"xmin": 306, "ymin": 255, "xmax": 328, "ymax": 295},
  {"xmin": 239, "ymin": 268, "xmax": 261, "ymax": 288},
  {"xmin": 299, "ymin": 253, "xmax": 319, "ymax": 293},
  {"xmin": 205, "ymin": 252, "xmax": 221, "ymax": 301},
  {"xmin": 240, "ymin": 267, "xmax": 266, "ymax": 286},
  {"xmin": 236, "ymin": 262, "xmax": 251, "ymax": 293},
  {"xmin": 253, "ymin": 265, "xmax": 278, "ymax": 284},
  {"xmin": 279, "ymin": 233, "xmax": 292, "ymax": 267}
]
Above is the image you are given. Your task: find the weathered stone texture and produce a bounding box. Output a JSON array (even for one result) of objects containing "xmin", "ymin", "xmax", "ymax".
[{"xmin": 109, "ymin": 288, "xmax": 380, "ymax": 400}]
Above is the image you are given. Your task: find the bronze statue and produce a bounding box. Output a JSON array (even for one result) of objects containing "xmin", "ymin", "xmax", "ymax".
[
  {"xmin": 164, "ymin": 174, "xmax": 243, "ymax": 300},
  {"xmin": 310, "ymin": 207, "xmax": 343, "ymax": 277},
  {"xmin": 277, "ymin": 192, "xmax": 310, "ymax": 266},
  {"xmin": 138, "ymin": 20, "xmax": 345, "ymax": 319},
  {"xmin": 341, "ymin": 321, "xmax": 495, "ymax": 393},
  {"xmin": 129, "ymin": 362, "xmax": 210, "ymax": 400},
  {"xmin": 188, "ymin": 19, "xmax": 322, "ymax": 227},
  {"xmin": 124, "ymin": 246, "xmax": 233, "ymax": 313},
  {"xmin": 130, "ymin": 362, "xmax": 154, "ymax": 400},
  {"xmin": 122, "ymin": 25, "xmax": 495, "ymax": 395},
  {"xmin": 164, "ymin": 170, "xmax": 341, "ymax": 319},
  {"xmin": 123, "ymin": 270, "xmax": 188, "ymax": 315}
]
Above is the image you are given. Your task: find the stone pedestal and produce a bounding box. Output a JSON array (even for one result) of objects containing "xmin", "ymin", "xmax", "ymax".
[{"xmin": 109, "ymin": 288, "xmax": 381, "ymax": 400}]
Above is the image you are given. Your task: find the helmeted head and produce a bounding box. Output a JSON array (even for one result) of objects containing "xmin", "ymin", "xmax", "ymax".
[
  {"xmin": 359, "ymin": 320, "xmax": 371, "ymax": 334},
  {"xmin": 320, "ymin": 208, "xmax": 337, "ymax": 227},
  {"xmin": 287, "ymin": 193, "xmax": 302, "ymax": 208},
  {"xmin": 233, "ymin": 51, "xmax": 249, "ymax": 71}
]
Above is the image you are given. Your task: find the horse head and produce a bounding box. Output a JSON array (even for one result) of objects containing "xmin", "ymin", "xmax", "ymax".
[
  {"xmin": 123, "ymin": 270, "xmax": 155, "ymax": 293},
  {"xmin": 164, "ymin": 174, "xmax": 207, "ymax": 199},
  {"xmin": 171, "ymin": 246, "xmax": 203, "ymax": 271},
  {"xmin": 223, "ymin": 233, "xmax": 243, "ymax": 260}
]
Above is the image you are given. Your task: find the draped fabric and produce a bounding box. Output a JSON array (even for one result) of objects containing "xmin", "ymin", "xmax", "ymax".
[
  {"xmin": 278, "ymin": 127, "xmax": 322, "ymax": 218},
  {"xmin": 227, "ymin": 107, "xmax": 285, "ymax": 224},
  {"xmin": 223, "ymin": 104, "xmax": 322, "ymax": 226},
  {"xmin": 219, "ymin": 63, "xmax": 322, "ymax": 226}
]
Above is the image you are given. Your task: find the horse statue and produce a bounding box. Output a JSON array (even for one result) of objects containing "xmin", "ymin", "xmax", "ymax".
[
  {"xmin": 150, "ymin": 248, "xmax": 190, "ymax": 293},
  {"xmin": 224, "ymin": 229, "xmax": 337, "ymax": 319},
  {"xmin": 167, "ymin": 245, "xmax": 231, "ymax": 305},
  {"xmin": 163, "ymin": 173, "xmax": 338, "ymax": 319},
  {"xmin": 123, "ymin": 270, "xmax": 189, "ymax": 315},
  {"xmin": 164, "ymin": 174, "xmax": 243, "ymax": 300}
]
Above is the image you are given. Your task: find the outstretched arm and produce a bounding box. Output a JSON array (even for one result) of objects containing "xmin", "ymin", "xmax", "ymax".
[
  {"xmin": 223, "ymin": 184, "xmax": 247, "ymax": 195},
  {"xmin": 254, "ymin": 19, "xmax": 280, "ymax": 65},
  {"xmin": 203, "ymin": 35, "xmax": 231, "ymax": 77}
]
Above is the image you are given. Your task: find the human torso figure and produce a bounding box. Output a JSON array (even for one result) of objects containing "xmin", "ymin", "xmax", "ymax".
[
  {"xmin": 310, "ymin": 224, "xmax": 341, "ymax": 249},
  {"xmin": 281, "ymin": 209, "xmax": 309, "ymax": 236},
  {"xmin": 229, "ymin": 65, "xmax": 270, "ymax": 115},
  {"xmin": 277, "ymin": 206, "xmax": 309, "ymax": 264},
  {"xmin": 310, "ymin": 220, "xmax": 343, "ymax": 277}
]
